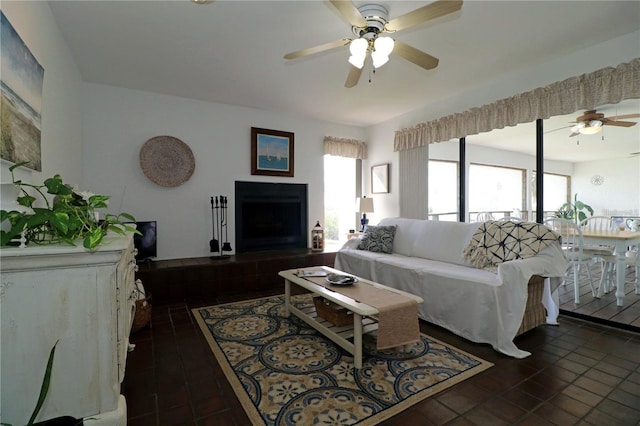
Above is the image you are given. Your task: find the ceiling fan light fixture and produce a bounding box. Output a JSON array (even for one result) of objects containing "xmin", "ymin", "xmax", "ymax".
[
  {"xmin": 348, "ymin": 38, "xmax": 368, "ymax": 69},
  {"xmin": 371, "ymin": 36, "xmax": 394, "ymax": 68},
  {"xmin": 348, "ymin": 55, "xmax": 366, "ymax": 69},
  {"xmin": 371, "ymin": 48, "xmax": 390, "ymax": 68},
  {"xmin": 374, "ymin": 36, "xmax": 394, "ymax": 56},
  {"xmin": 580, "ymin": 120, "xmax": 604, "ymax": 135},
  {"xmin": 580, "ymin": 126, "xmax": 602, "ymax": 135},
  {"xmin": 371, "ymin": 51, "xmax": 389, "ymax": 68}
]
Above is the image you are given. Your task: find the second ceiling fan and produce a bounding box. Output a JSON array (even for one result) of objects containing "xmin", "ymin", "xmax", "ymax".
[
  {"xmin": 284, "ymin": 0, "xmax": 463, "ymax": 88},
  {"xmin": 568, "ymin": 110, "xmax": 640, "ymax": 136}
]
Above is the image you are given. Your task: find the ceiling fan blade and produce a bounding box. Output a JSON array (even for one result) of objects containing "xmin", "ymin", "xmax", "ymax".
[
  {"xmin": 544, "ymin": 125, "xmax": 572, "ymax": 134},
  {"xmin": 284, "ymin": 38, "xmax": 350, "ymax": 60},
  {"xmin": 603, "ymin": 120, "xmax": 637, "ymax": 127},
  {"xmin": 607, "ymin": 113, "xmax": 640, "ymax": 120},
  {"xmin": 328, "ymin": 0, "xmax": 366, "ymax": 28},
  {"xmin": 393, "ymin": 40, "xmax": 439, "ymax": 70},
  {"xmin": 385, "ymin": 0, "xmax": 463, "ymax": 32},
  {"xmin": 344, "ymin": 65, "xmax": 363, "ymax": 88}
]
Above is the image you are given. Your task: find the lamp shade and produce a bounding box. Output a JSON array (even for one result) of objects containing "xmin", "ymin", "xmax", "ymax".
[
  {"xmin": 356, "ymin": 196, "xmax": 374, "ymax": 213},
  {"xmin": 580, "ymin": 120, "xmax": 603, "ymax": 135},
  {"xmin": 372, "ymin": 36, "xmax": 394, "ymax": 68},
  {"xmin": 348, "ymin": 38, "xmax": 368, "ymax": 69},
  {"xmin": 374, "ymin": 36, "xmax": 394, "ymax": 56},
  {"xmin": 572, "ymin": 120, "xmax": 603, "ymax": 135},
  {"xmin": 371, "ymin": 51, "xmax": 389, "ymax": 68}
]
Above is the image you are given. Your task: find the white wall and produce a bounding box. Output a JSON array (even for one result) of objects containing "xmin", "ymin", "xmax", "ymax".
[
  {"xmin": 366, "ymin": 31, "xmax": 640, "ymax": 219},
  {"xmin": 573, "ymin": 158, "xmax": 640, "ymax": 217},
  {"xmin": 0, "ymin": 2, "xmax": 83, "ymax": 187},
  {"xmin": 81, "ymin": 83, "xmax": 364, "ymax": 260}
]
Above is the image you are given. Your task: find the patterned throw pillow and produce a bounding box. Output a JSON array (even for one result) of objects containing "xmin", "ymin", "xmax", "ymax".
[
  {"xmin": 357, "ymin": 225, "xmax": 396, "ymax": 253},
  {"xmin": 463, "ymin": 220, "xmax": 561, "ymax": 271}
]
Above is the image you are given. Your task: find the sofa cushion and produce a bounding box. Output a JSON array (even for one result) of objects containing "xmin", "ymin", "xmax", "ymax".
[
  {"xmin": 412, "ymin": 220, "xmax": 481, "ymax": 266},
  {"xmin": 379, "ymin": 218, "xmax": 480, "ymax": 266},
  {"xmin": 377, "ymin": 217, "xmax": 426, "ymax": 256},
  {"xmin": 357, "ymin": 225, "xmax": 396, "ymax": 253}
]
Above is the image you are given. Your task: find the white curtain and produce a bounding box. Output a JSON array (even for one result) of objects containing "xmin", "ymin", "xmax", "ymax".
[
  {"xmin": 323, "ymin": 136, "xmax": 367, "ymax": 159},
  {"xmin": 394, "ymin": 58, "xmax": 640, "ymax": 151},
  {"xmin": 399, "ymin": 146, "xmax": 428, "ymax": 219}
]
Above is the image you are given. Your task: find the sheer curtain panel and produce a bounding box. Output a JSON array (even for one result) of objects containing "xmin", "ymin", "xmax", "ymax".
[{"xmin": 399, "ymin": 146, "xmax": 428, "ymax": 219}]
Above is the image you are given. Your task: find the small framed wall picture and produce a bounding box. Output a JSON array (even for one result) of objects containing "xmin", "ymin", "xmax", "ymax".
[
  {"xmin": 371, "ymin": 163, "xmax": 389, "ymax": 194},
  {"xmin": 251, "ymin": 127, "xmax": 294, "ymax": 177}
]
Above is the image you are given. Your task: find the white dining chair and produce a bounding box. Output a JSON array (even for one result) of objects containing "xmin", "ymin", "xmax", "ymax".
[
  {"xmin": 475, "ymin": 212, "xmax": 495, "ymax": 222},
  {"xmin": 597, "ymin": 245, "xmax": 640, "ymax": 297},
  {"xmin": 498, "ymin": 216, "xmax": 523, "ymax": 222},
  {"xmin": 580, "ymin": 216, "xmax": 617, "ymax": 292},
  {"xmin": 544, "ymin": 217, "xmax": 595, "ymax": 304}
]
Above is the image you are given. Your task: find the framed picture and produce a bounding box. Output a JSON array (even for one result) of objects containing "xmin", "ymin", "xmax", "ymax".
[
  {"xmin": 0, "ymin": 11, "xmax": 45, "ymax": 171},
  {"xmin": 251, "ymin": 127, "xmax": 294, "ymax": 177},
  {"xmin": 371, "ymin": 163, "xmax": 389, "ymax": 194}
]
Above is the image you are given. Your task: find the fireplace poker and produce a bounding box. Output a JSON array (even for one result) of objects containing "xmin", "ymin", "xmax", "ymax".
[{"xmin": 209, "ymin": 196, "xmax": 219, "ymax": 253}]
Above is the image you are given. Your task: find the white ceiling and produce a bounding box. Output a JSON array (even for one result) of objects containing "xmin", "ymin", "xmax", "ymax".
[{"xmin": 47, "ymin": 0, "xmax": 640, "ymax": 162}]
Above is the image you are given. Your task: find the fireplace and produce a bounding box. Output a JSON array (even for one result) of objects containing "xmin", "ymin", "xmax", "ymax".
[{"xmin": 235, "ymin": 181, "xmax": 308, "ymax": 253}]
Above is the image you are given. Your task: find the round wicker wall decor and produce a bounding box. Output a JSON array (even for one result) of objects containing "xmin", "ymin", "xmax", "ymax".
[{"xmin": 139, "ymin": 136, "xmax": 195, "ymax": 187}]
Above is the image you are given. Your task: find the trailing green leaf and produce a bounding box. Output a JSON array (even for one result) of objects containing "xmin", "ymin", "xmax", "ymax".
[{"xmin": 26, "ymin": 341, "xmax": 59, "ymax": 425}]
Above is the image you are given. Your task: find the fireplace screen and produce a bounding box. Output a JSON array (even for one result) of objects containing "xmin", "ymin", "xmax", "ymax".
[{"xmin": 235, "ymin": 181, "xmax": 308, "ymax": 252}]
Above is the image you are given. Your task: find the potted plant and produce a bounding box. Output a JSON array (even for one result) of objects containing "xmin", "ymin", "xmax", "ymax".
[
  {"xmin": 555, "ymin": 193, "xmax": 594, "ymax": 224},
  {"xmin": 1, "ymin": 162, "xmax": 137, "ymax": 249}
]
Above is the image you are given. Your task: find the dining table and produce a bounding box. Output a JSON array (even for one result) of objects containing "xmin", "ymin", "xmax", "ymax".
[{"xmin": 581, "ymin": 229, "xmax": 640, "ymax": 306}]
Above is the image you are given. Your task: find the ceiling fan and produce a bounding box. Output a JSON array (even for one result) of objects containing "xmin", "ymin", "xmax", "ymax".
[
  {"xmin": 568, "ymin": 109, "xmax": 640, "ymax": 137},
  {"xmin": 283, "ymin": 0, "xmax": 463, "ymax": 88}
]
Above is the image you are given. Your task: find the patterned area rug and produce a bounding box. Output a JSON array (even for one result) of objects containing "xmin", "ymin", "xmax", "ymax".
[{"xmin": 192, "ymin": 294, "xmax": 493, "ymax": 426}]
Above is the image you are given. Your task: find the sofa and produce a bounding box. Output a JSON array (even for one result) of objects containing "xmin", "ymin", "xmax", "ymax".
[{"xmin": 334, "ymin": 217, "xmax": 569, "ymax": 358}]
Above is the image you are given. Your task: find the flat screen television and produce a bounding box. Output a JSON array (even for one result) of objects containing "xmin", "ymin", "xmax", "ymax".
[{"xmin": 133, "ymin": 220, "xmax": 157, "ymax": 261}]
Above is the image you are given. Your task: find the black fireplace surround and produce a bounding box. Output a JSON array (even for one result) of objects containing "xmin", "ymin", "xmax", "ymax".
[{"xmin": 235, "ymin": 181, "xmax": 308, "ymax": 253}]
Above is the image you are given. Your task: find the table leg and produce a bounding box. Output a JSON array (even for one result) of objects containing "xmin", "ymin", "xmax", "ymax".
[
  {"xmin": 615, "ymin": 245, "xmax": 626, "ymax": 307},
  {"xmin": 353, "ymin": 313, "xmax": 363, "ymax": 369},
  {"xmin": 284, "ymin": 279, "xmax": 291, "ymax": 317}
]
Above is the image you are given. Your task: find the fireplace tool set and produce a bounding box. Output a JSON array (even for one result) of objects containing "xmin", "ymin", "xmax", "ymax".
[{"xmin": 210, "ymin": 196, "xmax": 232, "ymax": 259}]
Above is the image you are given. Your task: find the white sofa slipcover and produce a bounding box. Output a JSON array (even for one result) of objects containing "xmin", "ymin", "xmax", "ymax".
[{"xmin": 334, "ymin": 217, "xmax": 569, "ymax": 358}]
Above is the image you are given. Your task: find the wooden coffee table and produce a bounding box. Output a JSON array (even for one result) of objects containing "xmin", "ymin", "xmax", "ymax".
[{"xmin": 278, "ymin": 266, "xmax": 423, "ymax": 368}]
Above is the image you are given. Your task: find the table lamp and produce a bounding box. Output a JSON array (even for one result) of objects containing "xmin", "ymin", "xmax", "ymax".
[{"xmin": 356, "ymin": 196, "xmax": 374, "ymax": 232}]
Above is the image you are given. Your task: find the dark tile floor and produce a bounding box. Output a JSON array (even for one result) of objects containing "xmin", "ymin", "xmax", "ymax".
[{"xmin": 122, "ymin": 286, "xmax": 640, "ymax": 426}]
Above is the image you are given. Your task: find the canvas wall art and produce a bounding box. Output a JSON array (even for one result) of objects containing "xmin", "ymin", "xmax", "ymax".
[
  {"xmin": 250, "ymin": 127, "xmax": 294, "ymax": 177},
  {"xmin": 1, "ymin": 11, "xmax": 44, "ymax": 171}
]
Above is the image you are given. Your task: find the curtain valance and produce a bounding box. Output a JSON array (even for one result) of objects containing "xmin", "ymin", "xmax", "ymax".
[
  {"xmin": 323, "ymin": 136, "xmax": 368, "ymax": 159},
  {"xmin": 394, "ymin": 58, "xmax": 640, "ymax": 151}
]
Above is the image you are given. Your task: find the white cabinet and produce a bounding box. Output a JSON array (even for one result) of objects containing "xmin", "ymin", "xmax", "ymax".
[{"xmin": 0, "ymin": 233, "xmax": 136, "ymax": 425}]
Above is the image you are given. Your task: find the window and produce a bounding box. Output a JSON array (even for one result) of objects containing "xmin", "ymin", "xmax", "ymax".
[
  {"xmin": 324, "ymin": 155, "xmax": 356, "ymax": 243},
  {"xmin": 469, "ymin": 164, "xmax": 525, "ymax": 220},
  {"xmin": 533, "ymin": 172, "xmax": 570, "ymax": 218},
  {"xmin": 428, "ymin": 160, "xmax": 458, "ymax": 221}
]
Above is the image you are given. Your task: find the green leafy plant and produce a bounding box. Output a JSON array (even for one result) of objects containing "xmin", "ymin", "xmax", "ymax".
[
  {"xmin": 1, "ymin": 162, "xmax": 137, "ymax": 249},
  {"xmin": 556, "ymin": 193, "xmax": 594, "ymax": 224}
]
